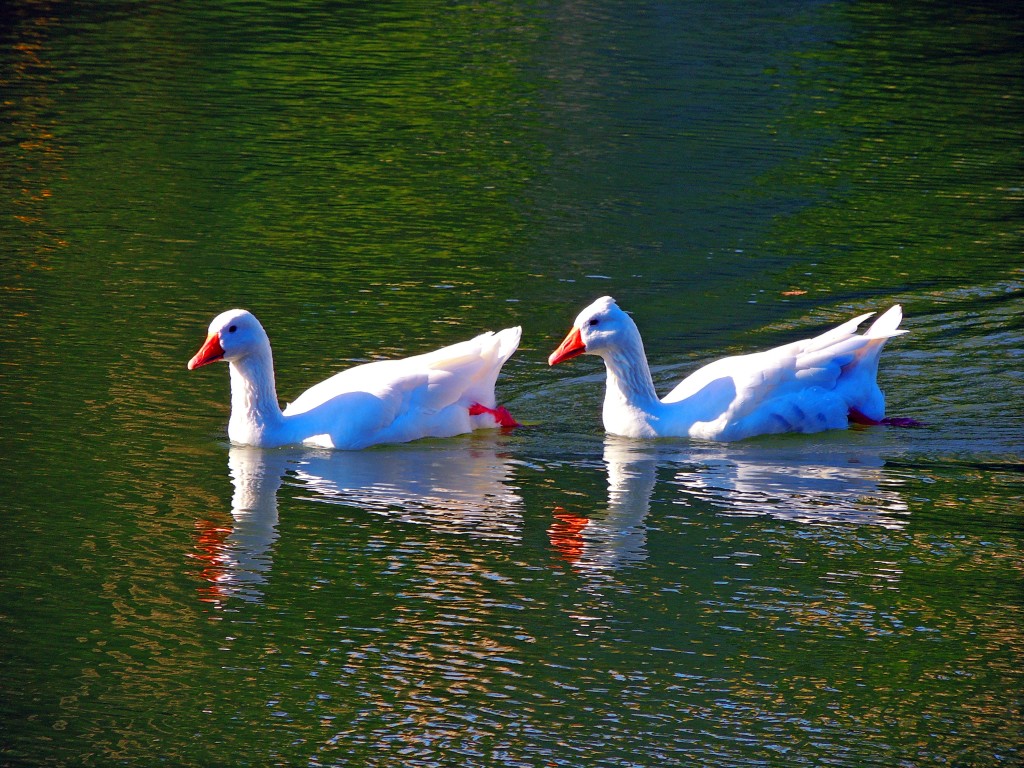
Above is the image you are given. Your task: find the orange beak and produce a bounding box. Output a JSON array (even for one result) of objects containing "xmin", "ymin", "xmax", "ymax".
[
  {"xmin": 188, "ymin": 333, "xmax": 225, "ymax": 370},
  {"xmin": 548, "ymin": 326, "xmax": 586, "ymax": 366}
]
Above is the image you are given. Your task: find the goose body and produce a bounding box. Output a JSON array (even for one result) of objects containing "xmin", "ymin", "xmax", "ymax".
[
  {"xmin": 188, "ymin": 309, "xmax": 520, "ymax": 449},
  {"xmin": 549, "ymin": 296, "xmax": 907, "ymax": 441}
]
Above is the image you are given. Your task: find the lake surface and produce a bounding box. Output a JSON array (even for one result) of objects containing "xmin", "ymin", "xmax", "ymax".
[{"xmin": 2, "ymin": 1, "xmax": 1021, "ymax": 766}]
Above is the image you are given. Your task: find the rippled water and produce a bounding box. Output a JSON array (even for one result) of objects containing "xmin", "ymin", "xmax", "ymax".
[{"xmin": 2, "ymin": 1, "xmax": 1021, "ymax": 766}]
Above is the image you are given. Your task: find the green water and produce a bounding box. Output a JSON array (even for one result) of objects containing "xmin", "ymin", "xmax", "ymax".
[{"xmin": 2, "ymin": 1, "xmax": 1021, "ymax": 766}]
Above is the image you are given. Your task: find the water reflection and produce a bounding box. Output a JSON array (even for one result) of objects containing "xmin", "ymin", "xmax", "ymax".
[
  {"xmin": 549, "ymin": 437, "xmax": 655, "ymax": 573},
  {"xmin": 195, "ymin": 439, "xmax": 524, "ymax": 605},
  {"xmin": 674, "ymin": 444, "xmax": 910, "ymax": 529},
  {"xmin": 194, "ymin": 446, "xmax": 287, "ymax": 605},
  {"xmin": 551, "ymin": 435, "xmax": 911, "ymax": 574},
  {"xmin": 293, "ymin": 441, "xmax": 524, "ymax": 539}
]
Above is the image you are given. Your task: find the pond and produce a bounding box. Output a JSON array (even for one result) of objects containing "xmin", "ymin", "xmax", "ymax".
[{"xmin": 1, "ymin": 1, "xmax": 1021, "ymax": 766}]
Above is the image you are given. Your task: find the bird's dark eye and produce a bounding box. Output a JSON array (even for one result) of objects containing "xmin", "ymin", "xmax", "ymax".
[
  {"xmin": 588, "ymin": 318, "xmax": 599, "ymax": 326},
  {"xmin": 228, "ymin": 325, "xmax": 237, "ymax": 333}
]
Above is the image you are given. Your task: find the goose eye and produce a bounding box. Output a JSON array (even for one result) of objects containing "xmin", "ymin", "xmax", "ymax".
[
  {"xmin": 588, "ymin": 318, "xmax": 599, "ymax": 326},
  {"xmin": 228, "ymin": 325, "xmax": 237, "ymax": 333}
]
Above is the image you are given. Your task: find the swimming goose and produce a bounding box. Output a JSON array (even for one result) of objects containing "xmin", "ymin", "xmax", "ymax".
[
  {"xmin": 188, "ymin": 309, "xmax": 520, "ymax": 449},
  {"xmin": 549, "ymin": 296, "xmax": 909, "ymax": 441}
]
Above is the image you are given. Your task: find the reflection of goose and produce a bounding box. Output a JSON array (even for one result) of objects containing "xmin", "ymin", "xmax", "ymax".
[
  {"xmin": 549, "ymin": 296, "xmax": 910, "ymax": 440},
  {"xmin": 549, "ymin": 437, "xmax": 655, "ymax": 571},
  {"xmin": 195, "ymin": 446, "xmax": 287, "ymax": 604},
  {"xmin": 675, "ymin": 444, "xmax": 909, "ymax": 528},
  {"xmin": 294, "ymin": 440, "xmax": 524, "ymax": 540},
  {"xmin": 548, "ymin": 439, "xmax": 910, "ymax": 573},
  {"xmin": 194, "ymin": 438, "xmax": 525, "ymax": 603},
  {"xmin": 187, "ymin": 309, "xmax": 520, "ymax": 448}
]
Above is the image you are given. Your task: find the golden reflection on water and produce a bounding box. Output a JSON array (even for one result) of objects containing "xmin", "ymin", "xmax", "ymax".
[{"xmin": 4, "ymin": 4, "xmax": 70, "ymax": 329}]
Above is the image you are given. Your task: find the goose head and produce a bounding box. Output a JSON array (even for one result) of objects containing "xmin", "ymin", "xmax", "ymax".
[
  {"xmin": 549, "ymin": 296, "xmax": 639, "ymax": 365},
  {"xmin": 188, "ymin": 309, "xmax": 271, "ymax": 370}
]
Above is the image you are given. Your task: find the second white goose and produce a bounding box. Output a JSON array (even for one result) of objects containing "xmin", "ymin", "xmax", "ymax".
[{"xmin": 549, "ymin": 296, "xmax": 909, "ymax": 441}]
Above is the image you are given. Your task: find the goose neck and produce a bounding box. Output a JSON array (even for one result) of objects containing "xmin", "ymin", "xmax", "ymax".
[
  {"xmin": 602, "ymin": 340, "xmax": 659, "ymax": 408},
  {"xmin": 227, "ymin": 350, "xmax": 284, "ymax": 444}
]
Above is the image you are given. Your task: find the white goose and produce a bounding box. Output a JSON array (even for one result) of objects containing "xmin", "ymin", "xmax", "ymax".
[
  {"xmin": 188, "ymin": 309, "xmax": 521, "ymax": 449},
  {"xmin": 549, "ymin": 296, "xmax": 912, "ymax": 441}
]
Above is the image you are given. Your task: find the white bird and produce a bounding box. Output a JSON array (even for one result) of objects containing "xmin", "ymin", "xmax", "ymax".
[
  {"xmin": 549, "ymin": 296, "xmax": 913, "ymax": 441},
  {"xmin": 188, "ymin": 309, "xmax": 521, "ymax": 449}
]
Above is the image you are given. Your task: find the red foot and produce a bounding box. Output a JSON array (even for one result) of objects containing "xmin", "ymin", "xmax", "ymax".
[
  {"xmin": 849, "ymin": 408, "xmax": 925, "ymax": 428},
  {"xmin": 848, "ymin": 407, "xmax": 880, "ymax": 426},
  {"xmin": 469, "ymin": 403, "xmax": 521, "ymax": 428}
]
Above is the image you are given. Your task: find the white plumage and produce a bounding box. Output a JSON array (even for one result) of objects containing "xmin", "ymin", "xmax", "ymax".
[
  {"xmin": 188, "ymin": 309, "xmax": 521, "ymax": 449},
  {"xmin": 549, "ymin": 296, "xmax": 906, "ymax": 441}
]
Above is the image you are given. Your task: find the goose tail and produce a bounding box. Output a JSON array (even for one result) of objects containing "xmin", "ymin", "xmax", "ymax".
[
  {"xmin": 864, "ymin": 304, "xmax": 906, "ymax": 340},
  {"xmin": 842, "ymin": 305, "xmax": 906, "ymax": 421}
]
